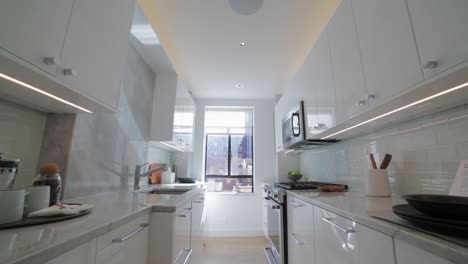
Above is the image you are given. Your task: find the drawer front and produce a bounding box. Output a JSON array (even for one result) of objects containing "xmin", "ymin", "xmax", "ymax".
[
  {"xmin": 97, "ymin": 213, "xmax": 150, "ymax": 252},
  {"xmin": 174, "ymin": 202, "xmax": 193, "ymax": 263},
  {"xmin": 314, "ymin": 207, "xmax": 394, "ymax": 264},
  {"xmin": 287, "ymin": 196, "xmax": 315, "ymax": 264}
]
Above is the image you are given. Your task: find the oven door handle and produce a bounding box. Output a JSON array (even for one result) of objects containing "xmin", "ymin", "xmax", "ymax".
[{"xmin": 265, "ymin": 198, "xmax": 281, "ymax": 210}]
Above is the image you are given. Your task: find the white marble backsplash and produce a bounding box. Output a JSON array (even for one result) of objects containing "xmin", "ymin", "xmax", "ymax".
[
  {"xmin": 64, "ymin": 45, "xmax": 169, "ymax": 198},
  {"xmin": 300, "ymin": 104, "xmax": 468, "ymax": 195},
  {"xmin": 0, "ymin": 99, "xmax": 46, "ymax": 187}
]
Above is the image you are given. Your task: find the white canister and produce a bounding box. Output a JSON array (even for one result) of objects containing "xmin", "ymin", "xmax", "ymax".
[
  {"xmin": 0, "ymin": 189, "xmax": 26, "ymax": 224},
  {"xmin": 161, "ymin": 172, "xmax": 175, "ymax": 184},
  {"xmin": 24, "ymin": 185, "xmax": 50, "ymax": 215},
  {"xmin": 367, "ymin": 169, "xmax": 391, "ymax": 197}
]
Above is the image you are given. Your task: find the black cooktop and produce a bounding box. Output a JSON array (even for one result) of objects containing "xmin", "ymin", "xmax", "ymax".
[{"xmin": 274, "ymin": 181, "xmax": 348, "ymax": 190}]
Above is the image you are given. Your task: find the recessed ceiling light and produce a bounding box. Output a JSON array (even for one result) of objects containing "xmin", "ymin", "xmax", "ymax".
[
  {"xmin": 240, "ymin": 42, "xmax": 246, "ymax": 47},
  {"xmin": 235, "ymin": 84, "xmax": 244, "ymax": 88}
]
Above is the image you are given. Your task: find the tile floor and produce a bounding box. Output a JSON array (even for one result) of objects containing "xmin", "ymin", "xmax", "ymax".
[{"xmin": 193, "ymin": 237, "xmax": 269, "ymax": 264}]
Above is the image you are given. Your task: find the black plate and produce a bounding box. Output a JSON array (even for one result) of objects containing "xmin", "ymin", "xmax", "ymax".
[
  {"xmin": 177, "ymin": 177, "xmax": 198, "ymax": 183},
  {"xmin": 393, "ymin": 204, "xmax": 468, "ymax": 235},
  {"xmin": 402, "ymin": 194, "xmax": 468, "ymax": 220}
]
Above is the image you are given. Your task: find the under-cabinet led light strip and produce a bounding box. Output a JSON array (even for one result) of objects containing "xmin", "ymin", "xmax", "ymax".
[
  {"xmin": 160, "ymin": 141, "xmax": 185, "ymax": 152},
  {"xmin": 321, "ymin": 81, "xmax": 468, "ymax": 139},
  {"xmin": 0, "ymin": 72, "xmax": 92, "ymax": 113}
]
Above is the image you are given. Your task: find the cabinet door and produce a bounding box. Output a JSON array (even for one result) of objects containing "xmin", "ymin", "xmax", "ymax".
[
  {"xmin": 314, "ymin": 207, "xmax": 395, "ymax": 264},
  {"xmin": 174, "ymin": 205, "xmax": 192, "ymax": 263},
  {"xmin": 287, "ymin": 197, "xmax": 315, "ymax": 264},
  {"xmin": 407, "ymin": 0, "xmax": 468, "ymax": 79},
  {"xmin": 173, "ymin": 79, "xmax": 186, "ymax": 148},
  {"xmin": 183, "ymin": 89, "xmax": 196, "ymax": 152},
  {"xmin": 96, "ymin": 214, "xmax": 149, "ymax": 264},
  {"xmin": 327, "ymin": 0, "xmax": 368, "ymax": 125},
  {"xmin": 395, "ymin": 239, "xmax": 454, "ymax": 264},
  {"xmin": 274, "ymin": 99, "xmax": 284, "ymax": 152},
  {"xmin": 300, "ymin": 32, "xmax": 335, "ymax": 136},
  {"xmin": 44, "ymin": 239, "xmax": 96, "ymax": 264},
  {"xmin": 0, "ymin": 0, "xmax": 73, "ymax": 75},
  {"xmin": 58, "ymin": 0, "xmax": 135, "ymax": 110},
  {"xmin": 351, "ymin": 0, "xmax": 422, "ymax": 107},
  {"xmin": 190, "ymin": 194, "xmax": 206, "ymax": 263}
]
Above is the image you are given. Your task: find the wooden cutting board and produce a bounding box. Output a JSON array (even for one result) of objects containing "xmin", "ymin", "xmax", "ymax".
[{"xmin": 149, "ymin": 163, "xmax": 163, "ymax": 184}]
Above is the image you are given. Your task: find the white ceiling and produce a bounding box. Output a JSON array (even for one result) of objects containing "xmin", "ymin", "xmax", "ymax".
[{"xmin": 138, "ymin": 0, "xmax": 340, "ymax": 99}]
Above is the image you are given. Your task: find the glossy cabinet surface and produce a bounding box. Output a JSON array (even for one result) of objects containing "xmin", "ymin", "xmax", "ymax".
[
  {"xmin": 44, "ymin": 239, "xmax": 97, "ymax": 264},
  {"xmin": 287, "ymin": 197, "xmax": 315, "ymax": 264},
  {"xmin": 395, "ymin": 239, "xmax": 454, "ymax": 264},
  {"xmin": 274, "ymin": 98, "xmax": 285, "ymax": 152},
  {"xmin": 326, "ymin": 0, "xmax": 368, "ymax": 124},
  {"xmin": 174, "ymin": 203, "xmax": 192, "ymax": 263},
  {"xmin": 96, "ymin": 214, "xmax": 150, "ymax": 264},
  {"xmin": 350, "ymin": 0, "xmax": 423, "ymax": 107},
  {"xmin": 191, "ymin": 193, "xmax": 206, "ymax": 263},
  {"xmin": 0, "ymin": 0, "xmax": 74, "ymax": 75},
  {"xmin": 407, "ymin": 0, "xmax": 468, "ymax": 79},
  {"xmin": 58, "ymin": 0, "xmax": 135, "ymax": 110},
  {"xmin": 314, "ymin": 206, "xmax": 395, "ymax": 264}
]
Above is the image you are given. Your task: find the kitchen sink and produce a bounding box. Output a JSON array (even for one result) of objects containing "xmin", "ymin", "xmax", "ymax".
[{"xmin": 146, "ymin": 188, "xmax": 191, "ymax": 195}]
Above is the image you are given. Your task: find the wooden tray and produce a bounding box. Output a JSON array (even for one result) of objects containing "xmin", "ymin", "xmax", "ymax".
[{"xmin": 0, "ymin": 206, "xmax": 92, "ymax": 229}]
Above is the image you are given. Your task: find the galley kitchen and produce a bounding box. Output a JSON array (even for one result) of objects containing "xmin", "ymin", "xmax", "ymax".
[{"xmin": 1, "ymin": 0, "xmax": 468, "ymax": 264}]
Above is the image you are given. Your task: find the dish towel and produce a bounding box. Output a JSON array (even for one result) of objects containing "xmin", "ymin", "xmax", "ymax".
[{"xmin": 28, "ymin": 204, "xmax": 94, "ymax": 218}]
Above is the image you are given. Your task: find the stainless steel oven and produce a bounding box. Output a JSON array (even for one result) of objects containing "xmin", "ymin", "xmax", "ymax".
[{"xmin": 263, "ymin": 185, "xmax": 287, "ymax": 264}]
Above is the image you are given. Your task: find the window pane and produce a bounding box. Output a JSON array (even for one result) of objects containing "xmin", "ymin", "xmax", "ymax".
[
  {"xmin": 206, "ymin": 177, "xmax": 253, "ymax": 193},
  {"xmin": 230, "ymin": 135, "xmax": 253, "ymax": 176},
  {"xmin": 205, "ymin": 135, "xmax": 228, "ymax": 175}
]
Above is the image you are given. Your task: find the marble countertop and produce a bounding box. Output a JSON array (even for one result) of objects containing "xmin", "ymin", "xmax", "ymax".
[
  {"xmin": 287, "ymin": 190, "xmax": 468, "ymax": 264},
  {"xmin": 0, "ymin": 183, "xmax": 205, "ymax": 264}
]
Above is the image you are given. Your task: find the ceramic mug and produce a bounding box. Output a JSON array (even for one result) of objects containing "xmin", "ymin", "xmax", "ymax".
[
  {"xmin": 0, "ymin": 189, "xmax": 26, "ymax": 224},
  {"xmin": 24, "ymin": 186, "xmax": 50, "ymax": 215},
  {"xmin": 367, "ymin": 169, "xmax": 391, "ymax": 197}
]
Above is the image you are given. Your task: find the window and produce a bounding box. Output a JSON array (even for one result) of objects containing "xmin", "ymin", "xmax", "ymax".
[{"xmin": 204, "ymin": 108, "xmax": 254, "ymax": 193}]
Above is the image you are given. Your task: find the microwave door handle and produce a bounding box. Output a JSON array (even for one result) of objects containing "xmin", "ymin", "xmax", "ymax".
[{"xmin": 292, "ymin": 113, "xmax": 300, "ymax": 137}]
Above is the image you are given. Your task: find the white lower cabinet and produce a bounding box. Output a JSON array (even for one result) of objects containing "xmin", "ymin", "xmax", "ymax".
[
  {"xmin": 395, "ymin": 239, "xmax": 454, "ymax": 264},
  {"xmin": 190, "ymin": 193, "xmax": 206, "ymax": 264},
  {"xmin": 313, "ymin": 207, "xmax": 395, "ymax": 264},
  {"xmin": 43, "ymin": 239, "xmax": 97, "ymax": 264},
  {"xmin": 96, "ymin": 214, "xmax": 150, "ymax": 264},
  {"xmin": 287, "ymin": 197, "xmax": 315, "ymax": 264},
  {"xmin": 148, "ymin": 200, "xmax": 193, "ymax": 264}
]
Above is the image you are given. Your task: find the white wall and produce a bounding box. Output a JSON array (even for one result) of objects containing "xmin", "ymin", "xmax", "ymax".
[{"xmin": 192, "ymin": 98, "xmax": 276, "ymax": 236}]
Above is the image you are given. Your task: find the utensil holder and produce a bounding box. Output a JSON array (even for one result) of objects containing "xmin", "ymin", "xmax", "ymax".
[{"xmin": 367, "ymin": 169, "xmax": 391, "ymax": 197}]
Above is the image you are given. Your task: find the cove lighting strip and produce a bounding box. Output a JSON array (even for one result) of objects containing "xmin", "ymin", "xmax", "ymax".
[
  {"xmin": 160, "ymin": 141, "xmax": 185, "ymax": 152},
  {"xmin": 321, "ymin": 81, "xmax": 468, "ymax": 140},
  {"xmin": 0, "ymin": 73, "xmax": 92, "ymax": 113}
]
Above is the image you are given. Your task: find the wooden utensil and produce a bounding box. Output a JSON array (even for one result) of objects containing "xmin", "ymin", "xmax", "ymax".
[
  {"xmin": 369, "ymin": 154, "xmax": 378, "ymax": 169},
  {"xmin": 380, "ymin": 154, "xmax": 392, "ymax": 169}
]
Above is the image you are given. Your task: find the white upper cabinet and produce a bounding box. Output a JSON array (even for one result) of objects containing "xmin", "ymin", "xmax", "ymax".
[
  {"xmin": 407, "ymin": 0, "xmax": 468, "ymax": 79},
  {"xmin": 150, "ymin": 73, "xmax": 196, "ymax": 152},
  {"xmin": 350, "ymin": 0, "xmax": 423, "ymax": 107},
  {"xmin": 0, "ymin": 0, "xmax": 74, "ymax": 75},
  {"xmin": 58, "ymin": 0, "xmax": 136, "ymax": 111},
  {"xmin": 274, "ymin": 98, "xmax": 285, "ymax": 152},
  {"xmin": 326, "ymin": 0, "xmax": 368, "ymax": 125}
]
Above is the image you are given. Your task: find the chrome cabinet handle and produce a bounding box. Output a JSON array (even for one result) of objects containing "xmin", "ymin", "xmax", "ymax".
[
  {"xmin": 43, "ymin": 57, "xmax": 60, "ymax": 66},
  {"xmin": 176, "ymin": 208, "xmax": 192, "ymax": 218},
  {"xmin": 112, "ymin": 223, "xmax": 149, "ymax": 243},
  {"xmin": 422, "ymin": 61, "xmax": 438, "ymax": 69},
  {"xmin": 193, "ymin": 197, "xmax": 205, "ymax": 204},
  {"xmin": 288, "ymin": 233, "xmax": 304, "ymax": 245},
  {"xmin": 175, "ymin": 248, "xmax": 192, "ymax": 264},
  {"xmin": 322, "ymin": 217, "xmax": 356, "ymax": 233},
  {"xmin": 289, "ymin": 200, "xmax": 305, "ymax": 208}
]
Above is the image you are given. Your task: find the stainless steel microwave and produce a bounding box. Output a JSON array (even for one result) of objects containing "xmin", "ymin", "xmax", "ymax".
[{"xmin": 282, "ymin": 101, "xmax": 339, "ymax": 149}]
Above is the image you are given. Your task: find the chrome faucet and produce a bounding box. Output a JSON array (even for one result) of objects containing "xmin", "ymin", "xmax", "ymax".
[{"xmin": 134, "ymin": 163, "xmax": 166, "ymax": 190}]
